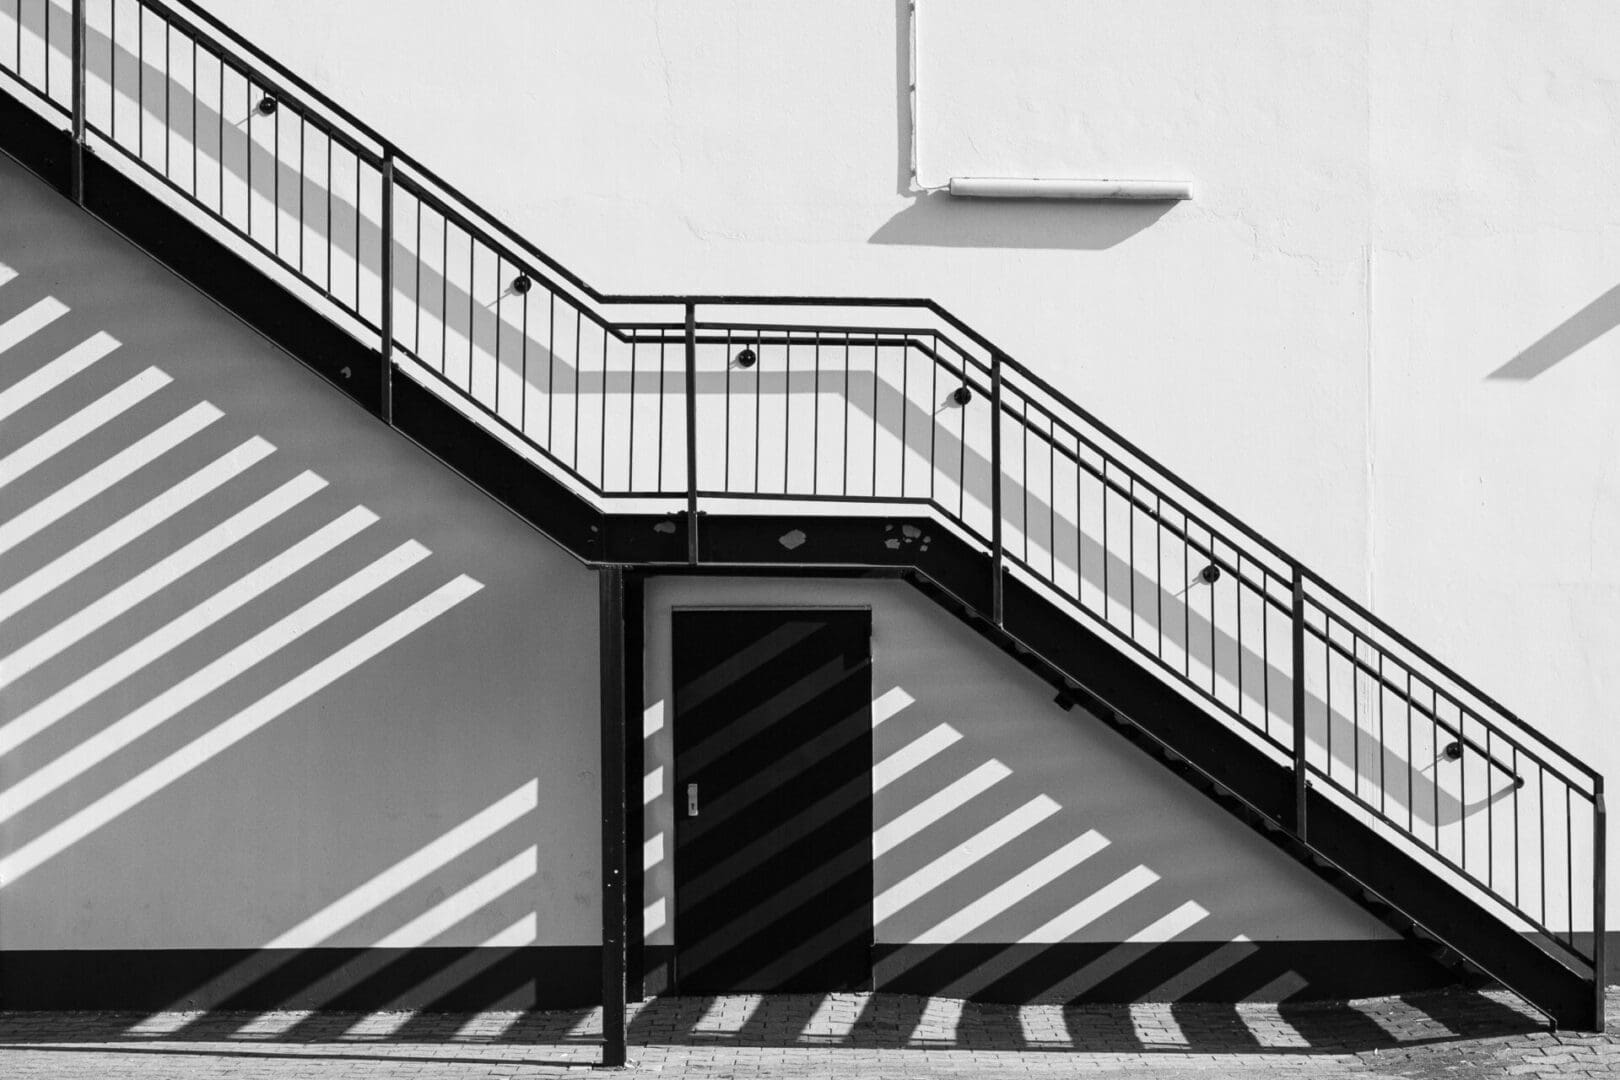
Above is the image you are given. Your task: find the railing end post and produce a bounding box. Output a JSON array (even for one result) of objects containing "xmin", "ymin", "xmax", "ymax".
[
  {"xmin": 1594, "ymin": 782, "xmax": 1607, "ymax": 1030},
  {"xmin": 989, "ymin": 352, "xmax": 1004, "ymax": 626},
  {"xmin": 1291, "ymin": 564, "xmax": 1308, "ymax": 840}
]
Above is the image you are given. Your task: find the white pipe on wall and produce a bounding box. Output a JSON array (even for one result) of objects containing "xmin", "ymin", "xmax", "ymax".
[
  {"xmin": 948, "ymin": 177, "xmax": 1195, "ymax": 201},
  {"xmin": 911, "ymin": 2, "xmax": 1195, "ymax": 201}
]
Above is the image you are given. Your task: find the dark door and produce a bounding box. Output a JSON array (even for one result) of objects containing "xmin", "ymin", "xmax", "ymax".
[{"xmin": 672, "ymin": 608, "xmax": 874, "ymax": 992}]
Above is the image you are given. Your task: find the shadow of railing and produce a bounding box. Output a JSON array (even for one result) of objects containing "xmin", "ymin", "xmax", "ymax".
[{"xmin": 0, "ymin": 988, "xmax": 1547, "ymax": 1056}]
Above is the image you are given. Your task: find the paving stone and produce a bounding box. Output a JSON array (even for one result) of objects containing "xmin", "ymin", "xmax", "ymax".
[{"xmin": 0, "ymin": 987, "xmax": 1616, "ymax": 1077}]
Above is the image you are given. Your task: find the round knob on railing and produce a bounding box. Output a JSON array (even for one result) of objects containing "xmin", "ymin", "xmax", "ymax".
[
  {"xmin": 1199, "ymin": 564, "xmax": 1221, "ymax": 585},
  {"xmin": 257, "ymin": 95, "xmax": 278, "ymax": 116},
  {"xmin": 735, "ymin": 348, "xmax": 757, "ymax": 369},
  {"xmin": 1444, "ymin": 741, "xmax": 1463, "ymax": 761},
  {"xmin": 512, "ymin": 275, "xmax": 532, "ymax": 296},
  {"xmin": 952, "ymin": 386, "xmax": 973, "ymax": 406}
]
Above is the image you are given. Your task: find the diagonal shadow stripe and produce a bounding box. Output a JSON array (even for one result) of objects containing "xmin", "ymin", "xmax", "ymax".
[
  {"xmin": 0, "ymin": 536, "xmax": 425, "ymax": 823},
  {"xmin": 1489, "ymin": 284, "xmax": 1620, "ymax": 380},
  {"xmin": 678, "ymin": 817, "xmax": 873, "ymax": 977},
  {"xmin": 14, "ymin": 0, "xmax": 1514, "ymax": 893},
  {"xmin": 679, "ymin": 694, "xmax": 870, "ymax": 851},
  {"xmin": 681, "ymin": 757, "xmax": 874, "ymax": 909},
  {"xmin": 0, "ymin": 469, "xmax": 326, "ymax": 697},
  {"xmin": 672, "ymin": 618, "xmax": 824, "ymax": 715},
  {"xmin": 677, "ymin": 645, "xmax": 866, "ymax": 777},
  {"xmin": 0, "ymin": 435, "xmax": 274, "ymax": 623},
  {"xmin": 0, "ymin": 573, "xmax": 482, "ymax": 884}
]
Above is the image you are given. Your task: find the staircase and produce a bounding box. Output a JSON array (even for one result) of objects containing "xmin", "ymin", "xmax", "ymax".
[{"xmin": 0, "ymin": 0, "xmax": 1605, "ymax": 1030}]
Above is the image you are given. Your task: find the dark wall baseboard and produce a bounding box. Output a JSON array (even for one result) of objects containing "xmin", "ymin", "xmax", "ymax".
[
  {"xmin": 0, "ymin": 947, "xmax": 604, "ymax": 1012},
  {"xmin": 4, "ymin": 937, "xmax": 1566, "ymax": 1010},
  {"xmin": 872, "ymin": 941, "xmax": 1471, "ymax": 1003}
]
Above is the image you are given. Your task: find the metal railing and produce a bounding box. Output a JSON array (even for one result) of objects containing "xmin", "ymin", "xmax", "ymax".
[{"xmin": 1, "ymin": 0, "xmax": 1602, "ymax": 1000}]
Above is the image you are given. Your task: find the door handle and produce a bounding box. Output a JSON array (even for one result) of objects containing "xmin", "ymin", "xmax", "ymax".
[{"xmin": 686, "ymin": 783, "xmax": 699, "ymax": 817}]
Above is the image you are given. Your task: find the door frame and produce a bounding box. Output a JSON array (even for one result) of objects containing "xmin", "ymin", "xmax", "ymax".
[{"xmin": 666, "ymin": 603, "xmax": 875, "ymax": 994}]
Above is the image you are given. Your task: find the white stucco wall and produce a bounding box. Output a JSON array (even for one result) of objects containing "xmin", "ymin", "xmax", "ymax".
[
  {"xmin": 643, "ymin": 576, "xmax": 1395, "ymax": 962},
  {"xmin": 181, "ymin": 1, "xmax": 1620, "ymax": 917},
  {"xmin": 0, "ymin": 153, "xmax": 603, "ymax": 953}
]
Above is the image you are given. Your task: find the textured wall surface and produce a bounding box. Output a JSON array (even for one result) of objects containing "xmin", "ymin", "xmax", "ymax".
[
  {"xmin": 0, "ymin": 152, "xmax": 602, "ymax": 952},
  {"xmin": 186, "ymin": 1, "xmax": 1620, "ymax": 888},
  {"xmin": 643, "ymin": 576, "xmax": 1395, "ymax": 951}
]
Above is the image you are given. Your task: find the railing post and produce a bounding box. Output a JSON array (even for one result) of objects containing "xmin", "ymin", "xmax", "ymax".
[
  {"xmin": 1594, "ymin": 781, "xmax": 1607, "ymax": 1031},
  {"xmin": 379, "ymin": 149, "xmax": 395, "ymax": 423},
  {"xmin": 684, "ymin": 302, "xmax": 699, "ymax": 565},
  {"xmin": 1292, "ymin": 565, "xmax": 1308, "ymax": 839},
  {"xmin": 597, "ymin": 566, "xmax": 629, "ymax": 1067},
  {"xmin": 989, "ymin": 352, "xmax": 1004, "ymax": 626},
  {"xmin": 70, "ymin": 0, "xmax": 85, "ymax": 203}
]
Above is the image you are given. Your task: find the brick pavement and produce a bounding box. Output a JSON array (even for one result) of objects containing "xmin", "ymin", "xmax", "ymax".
[{"xmin": 1, "ymin": 988, "xmax": 1617, "ymax": 1078}]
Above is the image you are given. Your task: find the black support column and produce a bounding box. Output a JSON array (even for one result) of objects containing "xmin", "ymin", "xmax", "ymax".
[
  {"xmin": 623, "ymin": 572, "xmax": 646, "ymax": 1002},
  {"xmin": 598, "ymin": 567, "xmax": 629, "ymax": 1067}
]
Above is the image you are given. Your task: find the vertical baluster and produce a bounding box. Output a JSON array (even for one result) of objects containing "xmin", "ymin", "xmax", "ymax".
[
  {"xmin": 898, "ymin": 339, "xmax": 908, "ymax": 498},
  {"xmin": 1540, "ymin": 764, "xmax": 1548, "ymax": 926},
  {"xmin": 783, "ymin": 331, "xmax": 792, "ymax": 494},
  {"xmin": 295, "ymin": 117, "xmax": 305, "ymax": 275},
  {"xmin": 755, "ymin": 328, "xmax": 765, "ymax": 493},
  {"xmin": 599, "ymin": 325, "xmax": 608, "ymax": 490},
  {"xmin": 576, "ymin": 307, "xmax": 589, "ymax": 469},
  {"xmin": 1486, "ymin": 728, "xmax": 1495, "ymax": 892},
  {"xmin": 518, "ymin": 267, "xmax": 528, "ymax": 435},
  {"xmin": 438, "ymin": 217, "xmax": 448, "ymax": 374},
  {"xmin": 190, "ymin": 35, "xmax": 197, "ymax": 199},
  {"xmin": 1235, "ymin": 552, "xmax": 1244, "ymax": 721},
  {"xmin": 684, "ymin": 302, "xmax": 698, "ymax": 564},
  {"xmin": 1207, "ymin": 527, "xmax": 1216, "ymax": 695},
  {"xmin": 1075, "ymin": 444, "xmax": 1085, "ymax": 610},
  {"xmin": 546, "ymin": 291, "xmax": 556, "ymax": 449},
  {"xmin": 1325, "ymin": 613, "xmax": 1334, "ymax": 786},
  {"xmin": 846, "ymin": 332, "xmax": 854, "ymax": 499},
  {"xmin": 411, "ymin": 194, "xmax": 422, "ymax": 355},
  {"xmin": 722, "ymin": 327, "xmax": 732, "ymax": 492},
  {"xmin": 869, "ymin": 338, "xmax": 879, "ymax": 497},
  {"xmin": 1050, "ymin": 421, "xmax": 1058, "ymax": 586},
  {"xmin": 1155, "ymin": 498, "xmax": 1164, "ymax": 662},
  {"xmin": 493, "ymin": 254, "xmax": 503, "ymax": 419},
  {"xmin": 1406, "ymin": 670, "xmax": 1415, "ymax": 835},
  {"xmin": 626, "ymin": 329, "xmax": 637, "ymax": 492},
  {"xmin": 378, "ymin": 149, "xmax": 394, "ymax": 422},
  {"xmin": 324, "ymin": 128, "xmax": 332, "ymax": 287},
  {"xmin": 1351, "ymin": 632, "xmax": 1361, "ymax": 800},
  {"xmin": 1261, "ymin": 571, "xmax": 1270, "ymax": 737},
  {"xmin": 655, "ymin": 335, "xmax": 665, "ymax": 492},
  {"xmin": 1513, "ymin": 745, "xmax": 1521, "ymax": 908},
  {"xmin": 1431, "ymin": 687, "xmax": 1440, "ymax": 850},
  {"xmin": 1102, "ymin": 457, "xmax": 1110, "ymax": 624},
  {"xmin": 1566, "ymin": 784, "xmax": 1574, "ymax": 953},
  {"xmin": 926, "ymin": 335, "xmax": 935, "ymax": 504},
  {"xmin": 812, "ymin": 332, "xmax": 821, "ymax": 496}
]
